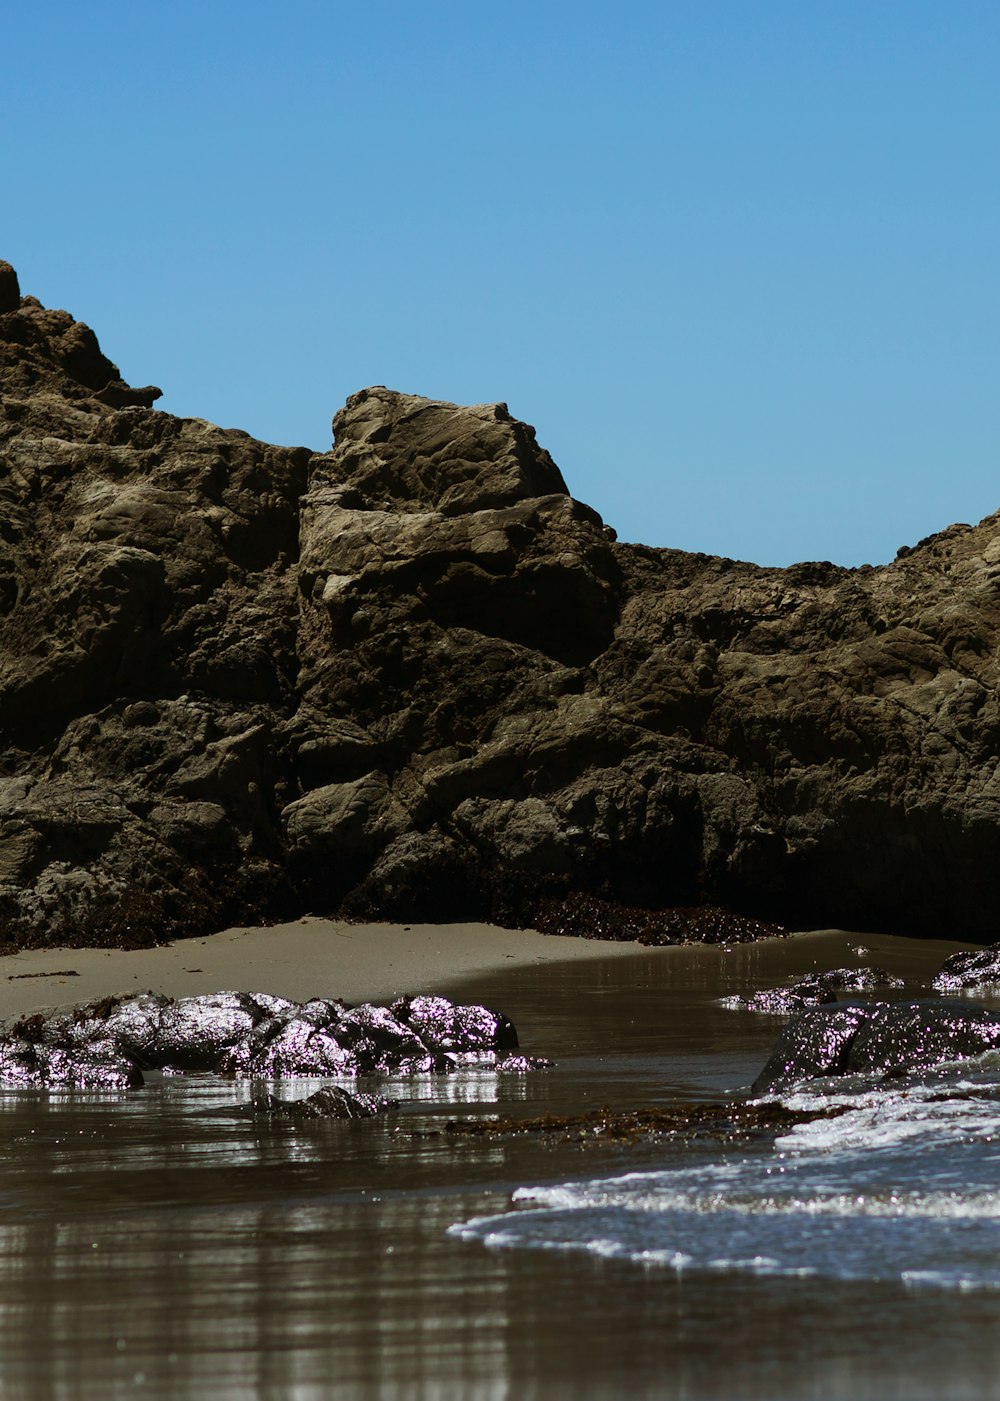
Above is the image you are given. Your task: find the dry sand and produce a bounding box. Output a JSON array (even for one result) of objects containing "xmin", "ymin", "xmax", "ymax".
[{"xmin": 0, "ymin": 917, "xmax": 665, "ymax": 1020}]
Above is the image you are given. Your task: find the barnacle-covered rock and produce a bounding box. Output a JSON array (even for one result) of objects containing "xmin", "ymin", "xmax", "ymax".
[
  {"xmin": 35, "ymin": 1040, "xmax": 143, "ymax": 1090},
  {"xmin": 334, "ymin": 1003, "xmax": 431, "ymax": 1071},
  {"xmin": 102, "ymin": 994, "xmax": 170, "ymax": 1063}
]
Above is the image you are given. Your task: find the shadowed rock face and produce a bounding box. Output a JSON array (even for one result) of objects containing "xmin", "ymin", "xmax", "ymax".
[{"xmin": 4, "ymin": 260, "xmax": 1000, "ymax": 943}]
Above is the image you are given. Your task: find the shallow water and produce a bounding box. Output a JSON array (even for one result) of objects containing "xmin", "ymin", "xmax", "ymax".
[{"xmin": 1, "ymin": 929, "xmax": 997, "ymax": 1399}]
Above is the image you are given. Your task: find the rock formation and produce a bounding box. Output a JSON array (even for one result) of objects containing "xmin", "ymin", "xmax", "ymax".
[
  {"xmin": 2, "ymin": 258, "xmax": 1000, "ymax": 945},
  {"xmin": 0, "ymin": 989, "xmax": 530, "ymax": 1089},
  {"xmin": 751, "ymin": 1000, "xmax": 1000, "ymax": 1094}
]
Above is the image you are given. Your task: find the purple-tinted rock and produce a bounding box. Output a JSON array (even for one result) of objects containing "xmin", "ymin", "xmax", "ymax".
[
  {"xmin": 392, "ymin": 994, "xmax": 518, "ymax": 1052},
  {"xmin": 220, "ymin": 1018, "xmax": 358, "ymax": 1078},
  {"xmin": 0, "ymin": 1040, "xmax": 46, "ymax": 1088},
  {"xmin": 102, "ymin": 994, "xmax": 170, "ymax": 1062},
  {"xmin": 724, "ymin": 967, "xmax": 903, "ymax": 1015},
  {"xmin": 36, "ymin": 1041, "xmax": 143, "ymax": 1090},
  {"xmin": 497, "ymin": 1054, "xmax": 553, "ymax": 1072},
  {"xmin": 245, "ymin": 993, "xmax": 299, "ymax": 1019},
  {"xmin": 152, "ymin": 992, "xmax": 262, "ymax": 1070},
  {"xmin": 0, "ymin": 987, "xmax": 540, "ymax": 1088},
  {"xmin": 933, "ymin": 943, "xmax": 1000, "ymax": 992},
  {"xmin": 825, "ymin": 966, "xmax": 903, "ymax": 992},
  {"xmin": 294, "ymin": 997, "xmax": 351, "ymax": 1027},
  {"xmin": 38, "ymin": 1013, "xmax": 110, "ymax": 1048},
  {"xmin": 848, "ymin": 1001, "xmax": 1000, "ymax": 1077},
  {"xmin": 722, "ymin": 975, "xmax": 837, "ymax": 1015},
  {"xmin": 750, "ymin": 1005, "xmax": 872, "ymax": 1094},
  {"xmin": 752, "ymin": 999, "xmax": 1000, "ymax": 1094},
  {"xmin": 0, "ymin": 1034, "xmax": 141, "ymax": 1090},
  {"xmin": 335, "ymin": 1004, "xmax": 428, "ymax": 1071},
  {"xmin": 390, "ymin": 1052, "xmax": 457, "ymax": 1076}
]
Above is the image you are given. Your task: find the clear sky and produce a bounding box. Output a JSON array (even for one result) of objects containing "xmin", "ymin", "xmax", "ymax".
[{"xmin": 3, "ymin": 2, "xmax": 998, "ymax": 566}]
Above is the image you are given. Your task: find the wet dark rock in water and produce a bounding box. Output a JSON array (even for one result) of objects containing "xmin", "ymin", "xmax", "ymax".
[
  {"xmin": 933, "ymin": 942, "xmax": 1000, "ymax": 992},
  {"xmin": 0, "ymin": 990, "xmax": 539, "ymax": 1089},
  {"xmin": 9, "ymin": 264, "xmax": 1000, "ymax": 946},
  {"xmin": 722, "ymin": 966, "xmax": 903, "ymax": 1014},
  {"xmin": 494, "ymin": 1054, "xmax": 553, "ymax": 1072},
  {"xmin": 253, "ymin": 1084, "xmax": 393, "ymax": 1120},
  {"xmin": 751, "ymin": 1000, "xmax": 1000, "ymax": 1095},
  {"xmin": 721, "ymin": 973, "xmax": 839, "ymax": 1015},
  {"xmin": 823, "ymin": 966, "xmax": 905, "ymax": 993}
]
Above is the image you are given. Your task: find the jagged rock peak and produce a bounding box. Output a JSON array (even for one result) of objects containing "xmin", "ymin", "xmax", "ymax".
[
  {"xmin": 319, "ymin": 385, "xmax": 570, "ymax": 515},
  {"xmin": 0, "ymin": 258, "xmax": 161, "ymax": 408},
  {"xmin": 0, "ymin": 261, "xmax": 20, "ymax": 314}
]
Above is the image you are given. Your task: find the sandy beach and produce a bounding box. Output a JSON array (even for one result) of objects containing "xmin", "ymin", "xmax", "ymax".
[
  {"xmin": 0, "ymin": 918, "xmax": 971, "ymax": 1026},
  {"xmin": 0, "ymin": 916, "xmax": 674, "ymax": 1021}
]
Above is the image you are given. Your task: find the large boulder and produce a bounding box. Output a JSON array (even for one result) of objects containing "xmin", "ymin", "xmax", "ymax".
[
  {"xmin": 751, "ymin": 1000, "xmax": 1000, "ymax": 1094},
  {"xmin": 5, "ymin": 261, "xmax": 1000, "ymax": 941}
]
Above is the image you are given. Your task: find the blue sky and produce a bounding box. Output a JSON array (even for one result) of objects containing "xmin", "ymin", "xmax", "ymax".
[{"xmin": 3, "ymin": 2, "xmax": 998, "ymax": 566}]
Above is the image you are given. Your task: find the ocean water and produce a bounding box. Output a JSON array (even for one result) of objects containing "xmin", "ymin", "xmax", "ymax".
[
  {"xmin": 1, "ymin": 930, "xmax": 999, "ymax": 1400},
  {"xmin": 454, "ymin": 1070, "xmax": 1000, "ymax": 1292}
]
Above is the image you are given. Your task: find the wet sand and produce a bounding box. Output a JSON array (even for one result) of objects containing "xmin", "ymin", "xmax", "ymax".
[
  {"xmin": 0, "ymin": 918, "xmax": 974, "ymax": 1024},
  {"xmin": 0, "ymin": 916, "xmax": 681, "ymax": 1020}
]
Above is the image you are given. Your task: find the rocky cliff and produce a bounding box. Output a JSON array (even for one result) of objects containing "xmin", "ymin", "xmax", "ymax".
[{"xmin": 1, "ymin": 259, "xmax": 998, "ymax": 946}]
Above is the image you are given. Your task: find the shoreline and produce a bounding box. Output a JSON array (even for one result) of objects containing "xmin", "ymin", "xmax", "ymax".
[
  {"xmin": 0, "ymin": 917, "xmax": 683, "ymax": 1021},
  {"xmin": 0, "ymin": 918, "xmax": 974, "ymax": 1024}
]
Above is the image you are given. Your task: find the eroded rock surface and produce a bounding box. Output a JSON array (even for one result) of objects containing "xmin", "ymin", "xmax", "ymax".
[
  {"xmin": 0, "ymin": 990, "xmax": 530, "ymax": 1089},
  {"xmin": 4, "ymin": 260, "xmax": 1000, "ymax": 941},
  {"xmin": 751, "ymin": 1000, "xmax": 1000, "ymax": 1094}
]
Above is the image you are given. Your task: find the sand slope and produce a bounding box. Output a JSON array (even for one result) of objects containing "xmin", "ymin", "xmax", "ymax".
[{"xmin": 0, "ymin": 918, "xmax": 657, "ymax": 1020}]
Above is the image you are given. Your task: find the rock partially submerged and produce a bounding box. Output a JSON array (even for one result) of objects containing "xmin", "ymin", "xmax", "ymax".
[
  {"xmin": 0, "ymin": 990, "xmax": 535, "ymax": 1090},
  {"xmin": 253, "ymin": 1084, "xmax": 392, "ymax": 1119},
  {"xmin": 933, "ymin": 942, "xmax": 1000, "ymax": 992},
  {"xmin": 751, "ymin": 1000, "xmax": 1000, "ymax": 1095},
  {"xmin": 722, "ymin": 966, "xmax": 903, "ymax": 1015}
]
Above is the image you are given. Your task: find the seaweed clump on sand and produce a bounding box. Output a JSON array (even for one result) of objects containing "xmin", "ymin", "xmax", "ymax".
[
  {"xmin": 431, "ymin": 1099, "xmax": 846, "ymax": 1146},
  {"xmin": 532, "ymin": 893, "xmax": 789, "ymax": 946}
]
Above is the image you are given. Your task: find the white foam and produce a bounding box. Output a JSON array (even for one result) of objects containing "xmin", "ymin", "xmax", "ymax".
[{"xmin": 452, "ymin": 1072, "xmax": 1000, "ymax": 1288}]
